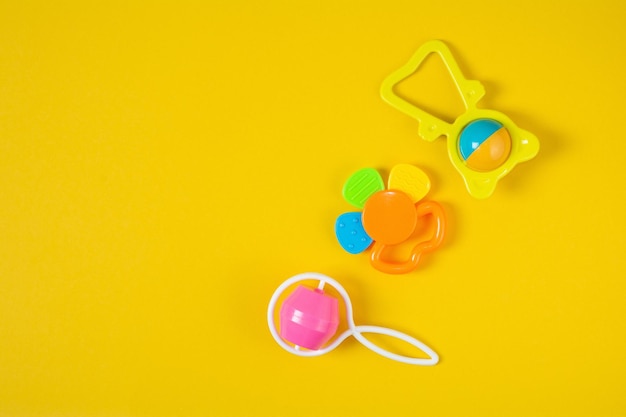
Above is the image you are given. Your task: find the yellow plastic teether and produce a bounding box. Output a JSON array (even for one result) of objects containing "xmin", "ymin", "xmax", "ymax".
[
  {"xmin": 388, "ymin": 164, "xmax": 431, "ymax": 203},
  {"xmin": 381, "ymin": 40, "xmax": 539, "ymax": 199}
]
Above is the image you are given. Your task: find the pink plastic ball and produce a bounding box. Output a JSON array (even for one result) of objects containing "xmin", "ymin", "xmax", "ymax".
[{"xmin": 279, "ymin": 286, "xmax": 339, "ymax": 350}]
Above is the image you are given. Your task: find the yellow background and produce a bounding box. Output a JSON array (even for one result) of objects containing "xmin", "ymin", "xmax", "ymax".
[{"xmin": 1, "ymin": 1, "xmax": 625, "ymax": 416}]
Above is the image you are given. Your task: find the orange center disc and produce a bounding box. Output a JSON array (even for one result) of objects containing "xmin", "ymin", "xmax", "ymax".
[{"xmin": 362, "ymin": 190, "xmax": 417, "ymax": 245}]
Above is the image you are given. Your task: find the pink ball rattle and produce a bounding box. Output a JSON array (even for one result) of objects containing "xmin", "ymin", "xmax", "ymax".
[{"xmin": 267, "ymin": 272, "xmax": 439, "ymax": 365}]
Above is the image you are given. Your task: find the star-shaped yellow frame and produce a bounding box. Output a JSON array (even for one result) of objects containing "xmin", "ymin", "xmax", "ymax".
[{"xmin": 380, "ymin": 40, "xmax": 540, "ymax": 199}]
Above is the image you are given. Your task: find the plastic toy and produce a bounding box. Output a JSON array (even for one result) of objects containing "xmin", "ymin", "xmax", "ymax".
[
  {"xmin": 380, "ymin": 40, "xmax": 539, "ymax": 199},
  {"xmin": 267, "ymin": 272, "xmax": 439, "ymax": 365},
  {"xmin": 335, "ymin": 164, "xmax": 446, "ymax": 274}
]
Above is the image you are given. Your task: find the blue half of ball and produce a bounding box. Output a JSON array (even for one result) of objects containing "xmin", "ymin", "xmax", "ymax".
[
  {"xmin": 459, "ymin": 119, "xmax": 503, "ymax": 160},
  {"xmin": 335, "ymin": 212, "xmax": 373, "ymax": 254}
]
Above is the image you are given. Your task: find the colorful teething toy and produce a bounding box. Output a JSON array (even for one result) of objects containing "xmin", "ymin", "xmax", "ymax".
[
  {"xmin": 381, "ymin": 40, "xmax": 539, "ymax": 199},
  {"xmin": 267, "ymin": 272, "xmax": 439, "ymax": 365},
  {"xmin": 335, "ymin": 164, "xmax": 446, "ymax": 274}
]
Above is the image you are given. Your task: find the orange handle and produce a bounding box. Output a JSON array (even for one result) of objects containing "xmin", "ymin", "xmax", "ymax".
[{"xmin": 369, "ymin": 201, "xmax": 446, "ymax": 274}]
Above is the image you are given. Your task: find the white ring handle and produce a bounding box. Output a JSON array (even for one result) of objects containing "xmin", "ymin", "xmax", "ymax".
[{"xmin": 267, "ymin": 272, "xmax": 439, "ymax": 366}]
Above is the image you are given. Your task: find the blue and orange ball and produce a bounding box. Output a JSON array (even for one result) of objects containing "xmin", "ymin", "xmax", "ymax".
[{"xmin": 458, "ymin": 119, "xmax": 512, "ymax": 172}]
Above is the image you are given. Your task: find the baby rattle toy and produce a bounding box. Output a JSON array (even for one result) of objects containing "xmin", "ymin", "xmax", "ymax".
[
  {"xmin": 267, "ymin": 272, "xmax": 439, "ymax": 365},
  {"xmin": 335, "ymin": 164, "xmax": 446, "ymax": 274},
  {"xmin": 380, "ymin": 40, "xmax": 539, "ymax": 199}
]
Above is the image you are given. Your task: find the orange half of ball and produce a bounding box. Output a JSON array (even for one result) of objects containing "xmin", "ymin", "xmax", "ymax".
[{"xmin": 466, "ymin": 127, "xmax": 512, "ymax": 172}]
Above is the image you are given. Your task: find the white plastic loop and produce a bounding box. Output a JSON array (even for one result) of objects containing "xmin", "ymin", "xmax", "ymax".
[{"xmin": 267, "ymin": 272, "xmax": 439, "ymax": 366}]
